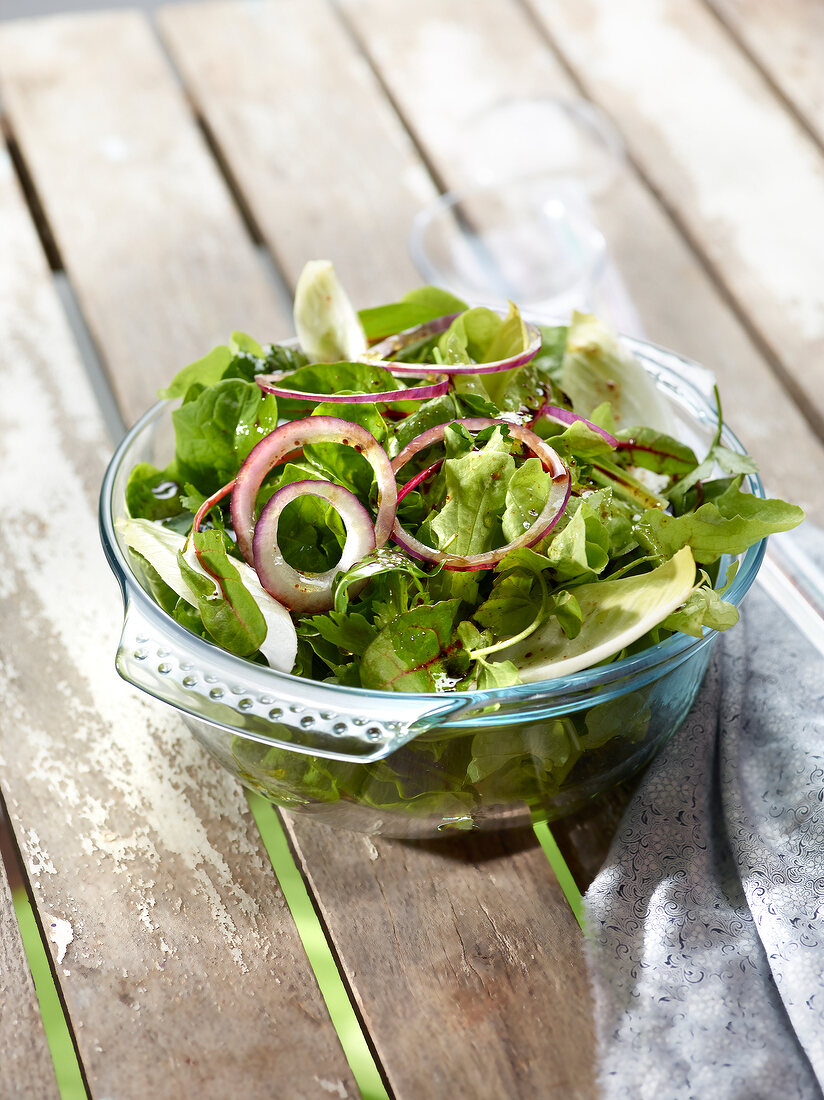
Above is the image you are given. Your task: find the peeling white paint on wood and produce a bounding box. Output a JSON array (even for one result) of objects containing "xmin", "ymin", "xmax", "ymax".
[
  {"xmin": 526, "ymin": 0, "xmax": 824, "ymax": 419},
  {"xmin": 47, "ymin": 916, "xmax": 74, "ymax": 964}
]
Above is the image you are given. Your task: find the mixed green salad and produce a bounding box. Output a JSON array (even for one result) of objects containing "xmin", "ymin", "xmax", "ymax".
[{"xmin": 119, "ymin": 261, "xmax": 803, "ymax": 701}]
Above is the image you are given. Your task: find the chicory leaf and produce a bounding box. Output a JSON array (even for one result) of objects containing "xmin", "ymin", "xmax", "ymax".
[
  {"xmin": 494, "ymin": 547, "xmax": 696, "ymax": 681},
  {"xmin": 561, "ymin": 312, "xmax": 676, "ymax": 433},
  {"xmin": 293, "ymin": 259, "xmax": 367, "ymax": 362}
]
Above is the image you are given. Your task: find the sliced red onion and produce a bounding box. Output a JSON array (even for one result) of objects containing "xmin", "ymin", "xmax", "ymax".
[
  {"xmin": 531, "ymin": 404, "xmax": 618, "ymax": 448},
  {"xmin": 192, "ymin": 479, "xmax": 235, "ymax": 539},
  {"xmin": 231, "ymin": 415, "xmax": 397, "ymax": 565},
  {"xmin": 396, "ymin": 459, "xmax": 443, "ymax": 504},
  {"xmin": 252, "ymin": 480, "xmax": 376, "ymax": 613},
  {"xmin": 362, "ymin": 312, "xmax": 542, "ymax": 376},
  {"xmin": 390, "ymin": 418, "xmax": 571, "ymax": 571},
  {"xmin": 255, "ymin": 372, "xmax": 449, "ymax": 403}
]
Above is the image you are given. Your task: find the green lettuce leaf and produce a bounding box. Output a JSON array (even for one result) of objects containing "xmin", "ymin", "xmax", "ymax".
[
  {"xmin": 358, "ymin": 286, "xmax": 468, "ymax": 341},
  {"xmin": 158, "ymin": 344, "xmax": 234, "ymax": 400}
]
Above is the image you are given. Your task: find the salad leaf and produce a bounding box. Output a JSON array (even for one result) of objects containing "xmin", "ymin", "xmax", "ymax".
[
  {"xmin": 430, "ymin": 427, "xmax": 515, "ymax": 557},
  {"xmin": 115, "ymin": 517, "xmax": 297, "ymax": 671},
  {"xmin": 359, "ymin": 286, "xmax": 468, "ymax": 341},
  {"xmin": 293, "ymin": 259, "xmax": 367, "ymax": 362},
  {"xmin": 495, "ymin": 546, "xmax": 697, "ymax": 681},
  {"xmin": 158, "ymin": 344, "xmax": 234, "ymax": 400},
  {"xmin": 615, "ymin": 428, "xmax": 697, "ymax": 476},
  {"xmin": 360, "ymin": 600, "xmax": 463, "ymax": 692},
  {"xmin": 561, "ymin": 312, "xmax": 676, "ymax": 433},
  {"xmin": 180, "ymin": 531, "xmax": 267, "ymax": 657},
  {"xmin": 544, "ymin": 496, "xmax": 610, "ymax": 581},
  {"xmin": 637, "ymin": 478, "xmax": 804, "ymax": 564},
  {"xmin": 125, "ymin": 463, "xmax": 183, "ymax": 522},
  {"xmin": 172, "ymin": 377, "xmax": 278, "ymax": 495}
]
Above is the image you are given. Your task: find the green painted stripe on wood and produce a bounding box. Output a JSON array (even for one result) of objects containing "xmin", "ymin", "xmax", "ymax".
[
  {"xmin": 12, "ymin": 888, "xmax": 87, "ymax": 1100},
  {"xmin": 533, "ymin": 821, "xmax": 586, "ymax": 930},
  {"xmin": 246, "ymin": 793, "xmax": 390, "ymax": 1100}
]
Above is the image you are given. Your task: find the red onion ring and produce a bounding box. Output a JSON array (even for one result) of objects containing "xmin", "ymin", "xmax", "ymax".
[
  {"xmin": 390, "ymin": 418, "xmax": 571, "ymax": 571},
  {"xmin": 252, "ymin": 480, "xmax": 376, "ymax": 613},
  {"xmin": 256, "ymin": 372, "xmax": 449, "ymax": 403},
  {"xmin": 530, "ymin": 404, "xmax": 619, "ymax": 448},
  {"xmin": 192, "ymin": 479, "xmax": 235, "ymax": 540},
  {"xmin": 362, "ymin": 312, "xmax": 542, "ymax": 376},
  {"xmin": 231, "ymin": 415, "xmax": 397, "ymax": 565},
  {"xmin": 396, "ymin": 459, "xmax": 443, "ymax": 504}
]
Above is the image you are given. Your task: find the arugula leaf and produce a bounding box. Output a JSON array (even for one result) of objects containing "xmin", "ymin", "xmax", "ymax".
[
  {"xmin": 668, "ymin": 391, "xmax": 758, "ymax": 510},
  {"xmin": 637, "ymin": 477, "xmax": 804, "ymax": 564}
]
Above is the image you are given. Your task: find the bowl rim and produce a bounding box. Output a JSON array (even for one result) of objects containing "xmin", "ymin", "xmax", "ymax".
[{"xmin": 99, "ymin": 334, "xmax": 767, "ymax": 717}]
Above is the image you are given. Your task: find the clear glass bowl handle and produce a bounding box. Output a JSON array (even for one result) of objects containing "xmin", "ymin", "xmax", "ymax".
[{"xmin": 116, "ymin": 599, "xmax": 470, "ymax": 763}]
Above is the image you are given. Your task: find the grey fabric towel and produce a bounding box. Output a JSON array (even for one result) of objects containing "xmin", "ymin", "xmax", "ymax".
[{"xmin": 584, "ymin": 534, "xmax": 824, "ymax": 1100}]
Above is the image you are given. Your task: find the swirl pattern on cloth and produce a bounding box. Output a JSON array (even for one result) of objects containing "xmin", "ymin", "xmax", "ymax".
[{"xmin": 584, "ymin": 574, "xmax": 824, "ymax": 1100}]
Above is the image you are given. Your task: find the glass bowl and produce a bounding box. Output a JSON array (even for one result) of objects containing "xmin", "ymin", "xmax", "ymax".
[
  {"xmin": 99, "ymin": 336, "xmax": 766, "ymax": 838},
  {"xmin": 409, "ymin": 178, "xmax": 608, "ymax": 320}
]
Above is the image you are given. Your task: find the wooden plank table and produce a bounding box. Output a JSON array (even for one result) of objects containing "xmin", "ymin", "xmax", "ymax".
[{"xmin": 0, "ymin": 2, "xmax": 821, "ymax": 1096}]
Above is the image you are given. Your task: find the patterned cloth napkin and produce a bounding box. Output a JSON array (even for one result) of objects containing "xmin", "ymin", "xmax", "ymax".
[{"xmin": 584, "ymin": 528, "xmax": 824, "ymax": 1100}]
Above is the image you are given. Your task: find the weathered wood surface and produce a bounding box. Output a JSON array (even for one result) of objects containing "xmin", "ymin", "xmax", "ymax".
[
  {"xmin": 157, "ymin": 0, "xmax": 433, "ymax": 303},
  {"xmin": 0, "ymin": 128, "xmax": 355, "ymax": 1100},
  {"xmin": 523, "ymin": 0, "xmax": 824, "ymax": 441},
  {"xmin": 0, "ymin": 10, "xmax": 284, "ymax": 417},
  {"xmin": 0, "ymin": 845, "xmax": 60, "ymax": 1100},
  {"xmin": 2, "ymin": 1, "xmax": 822, "ymax": 1096},
  {"xmin": 143, "ymin": 5, "xmax": 596, "ymax": 1093},
  {"xmin": 336, "ymin": 0, "xmax": 824, "ymax": 525},
  {"xmin": 281, "ymin": 816, "xmax": 596, "ymax": 1099},
  {"xmin": 706, "ymin": 0, "xmax": 824, "ymax": 143}
]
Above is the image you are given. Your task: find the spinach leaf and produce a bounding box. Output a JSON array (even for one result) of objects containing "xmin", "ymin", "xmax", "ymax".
[{"xmin": 172, "ymin": 377, "xmax": 278, "ymax": 495}]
